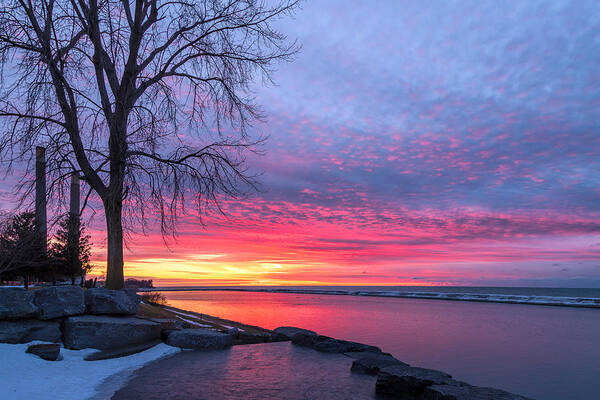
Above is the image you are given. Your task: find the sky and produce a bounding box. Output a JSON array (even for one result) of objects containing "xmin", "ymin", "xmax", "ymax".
[{"xmin": 2, "ymin": 0, "xmax": 600, "ymax": 287}]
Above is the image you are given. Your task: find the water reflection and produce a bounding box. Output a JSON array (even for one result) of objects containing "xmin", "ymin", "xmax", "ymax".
[
  {"xmin": 164, "ymin": 290, "xmax": 600, "ymax": 400},
  {"xmin": 113, "ymin": 342, "xmax": 379, "ymax": 400}
]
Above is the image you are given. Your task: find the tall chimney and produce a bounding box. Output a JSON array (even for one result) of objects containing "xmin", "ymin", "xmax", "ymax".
[
  {"xmin": 70, "ymin": 173, "xmax": 81, "ymax": 284},
  {"xmin": 35, "ymin": 146, "xmax": 47, "ymax": 254},
  {"xmin": 69, "ymin": 173, "xmax": 80, "ymax": 218}
]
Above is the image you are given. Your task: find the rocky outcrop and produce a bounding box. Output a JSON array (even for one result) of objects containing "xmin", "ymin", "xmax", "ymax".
[
  {"xmin": 85, "ymin": 288, "xmax": 140, "ymax": 315},
  {"xmin": 291, "ymin": 333, "xmax": 381, "ymax": 354},
  {"xmin": 375, "ymin": 364, "xmax": 533, "ymax": 399},
  {"xmin": 424, "ymin": 384, "xmax": 533, "ymax": 400},
  {"xmin": 34, "ymin": 286, "xmax": 85, "ymax": 320},
  {"xmin": 271, "ymin": 326, "xmax": 317, "ymax": 341},
  {"xmin": 166, "ymin": 328, "xmax": 233, "ymax": 350},
  {"xmin": 26, "ymin": 343, "xmax": 61, "ymax": 361},
  {"xmin": 0, "ymin": 288, "xmax": 38, "ymax": 320},
  {"xmin": 62, "ymin": 315, "xmax": 162, "ymax": 350},
  {"xmin": 315, "ymin": 337, "xmax": 381, "ymax": 353},
  {"xmin": 291, "ymin": 332, "xmax": 320, "ymax": 346},
  {"xmin": 376, "ymin": 365, "xmax": 463, "ymax": 398},
  {"xmin": 84, "ymin": 340, "xmax": 163, "ymax": 361},
  {"xmin": 350, "ymin": 352, "xmax": 408, "ymax": 374},
  {"xmin": 0, "ymin": 319, "xmax": 61, "ymax": 343},
  {"xmin": 238, "ymin": 331, "xmax": 271, "ymax": 344}
]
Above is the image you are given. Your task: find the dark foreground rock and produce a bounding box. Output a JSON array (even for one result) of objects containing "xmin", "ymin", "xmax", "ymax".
[
  {"xmin": 34, "ymin": 286, "xmax": 85, "ymax": 320},
  {"xmin": 0, "ymin": 288, "xmax": 38, "ymax": 320},
  {"xmin": 315, "ymin": 337, "xmax": 381, "ymax": 353},
  {"xmin": 166, "ymin": 328, "xmax": 233, "ymax": 350},
  {"xmin": 62, "ymin": 315, "xmax": 162, "ymax": 350},
  {"xmin": 85, "ymin": 288, "xmax": 140, "ymax": 315},
  {"xmin": 237, "ymin": 330, "xmax": 272, "ymax": 344},
  {"xmin": 271, "ymin": 326, "xmax": 317, "ymax": 341},
  {"xmin": 84, "ymin": 339, "xmax": 162, "ymax": 361},
  {"xmin": 292, "ymin": 333, "xmax": 381, "ymax": 354},
  {"xmin": 424, "ymin": 384, "xmax": 534, "ymax": 400},
  {"xmin": 351, "ymin": 352, "xmax": 408, "ymax": 374},
  {"xmin": 0, "ymin": 319, "xmax": 61, "ymax": 343},
  {"xmin": 375, "ymin": 364, "xmax": 534, "ymax": 399},
  {"xmin": 376, "ymin": 364, "xmax": 458, "ymax": 397},
  {"xmin": 26, "ymin": 343, "xmax": 61, "ymax": 361}
]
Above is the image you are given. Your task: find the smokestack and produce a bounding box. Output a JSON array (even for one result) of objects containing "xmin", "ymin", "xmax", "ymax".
[
  {"xmin": 69, "ymin": 173, "xmax": 80, "ymax": 218},
  {"xmin": 35, "ymin": 146, "xmax": 47, "ymax": 254},
  {"xmin": 70, "ymin": 173, "xmax": 82, "ymax": 285}
]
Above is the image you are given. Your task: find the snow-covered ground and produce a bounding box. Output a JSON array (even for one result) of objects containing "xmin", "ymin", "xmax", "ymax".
[{"xmin": 0, "ymin": 341, "xmax": 178, "ymax": 400}]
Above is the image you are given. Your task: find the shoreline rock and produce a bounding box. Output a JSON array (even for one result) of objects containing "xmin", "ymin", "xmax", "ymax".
[
  {"xmin": 375, "ymin": 364, "xmax": 533, "ymax": 399},
  {"xmin": 271, "ymin": 326, "xmax": 317, "ymax": 341},
  {"xmin": 63, "ymin": 315, "xmax": 162, "ymax": 350},
  {"xmin": 350, "ymin": 353, "xmax": 408, "ymax": 374},
  {"xmin": 0, "ymin": 288, "xmax": 38, "ymax": 320},
  {"xmin": 85, "ymin": 288, "xmax": 140, "ymax": 315},
  {"xmin": 0, "ymin": 319, "xmax": 61, "ymax": 343},
  {"xmin": 34, "ymin": 286, "xmax": 85, "ymax": 320},
  {"xmin": 291, "ymin": 332, "xmax": 382, "ymax": 354},
  {"xmin": 424, "ymin": 384, "xmax": 534, "ymax": 400},
  {"xmin": 376, "ymin": 364, "xmax": 458, "ymax": 396},
  {"xmin": 166, "ymin": 328, "xmax": 233, "ymax": 350},
  {"xmin": 26, "ymin": 343, "xmax": 61, "ymax": 361}
]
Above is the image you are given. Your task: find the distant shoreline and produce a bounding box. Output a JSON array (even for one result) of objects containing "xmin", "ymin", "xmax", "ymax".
[{"xmin": 138, "ymin": 286, "xmax": 600, "ymax": 309}]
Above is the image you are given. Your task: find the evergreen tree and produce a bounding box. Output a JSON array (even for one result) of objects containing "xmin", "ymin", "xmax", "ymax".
[
  {"xmin": 50, "ymin": 213, "xmax": 93, "ymax": 285},
  {"xmin": 0, "ymin": 211, "xmax": 47, "ymax": 287}
]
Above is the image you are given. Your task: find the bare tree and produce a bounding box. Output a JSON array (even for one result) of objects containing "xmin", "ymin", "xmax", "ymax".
[{"xmin": 0, "ymin": 0, "xmax": 299, "ymax": 289}]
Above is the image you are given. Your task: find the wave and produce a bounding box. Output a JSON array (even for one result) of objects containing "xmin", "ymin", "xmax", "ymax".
[
  {"xmin": 146, "ymin": 286, "xmax": 600, "ymax": 308},
  {"xmin": 255, "ymin": 288, "xmax": 600, "ymax": 308}
]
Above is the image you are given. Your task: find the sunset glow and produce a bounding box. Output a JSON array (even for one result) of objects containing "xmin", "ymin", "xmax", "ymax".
[{"xmin": 3, "ymin": 0, "xmax": 600, "ymax": 287}]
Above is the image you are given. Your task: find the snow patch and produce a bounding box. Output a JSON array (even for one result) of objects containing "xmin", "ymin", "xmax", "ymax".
[
  {"xmin": 0, "ymin": 341, "xmax": 178, "ymax": 400},
  {"xmin": 175, "ymin": 315, "xmax": 213, "ymax": 328}
]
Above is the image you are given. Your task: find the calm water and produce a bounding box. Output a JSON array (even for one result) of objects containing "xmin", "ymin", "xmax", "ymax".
[
  {"xmin": 113, "ymin": 342, "xmax": 379, "ymax": 400},
  {"xmin": 163, "ymin": 290, "xmax": 600, "ymax": 400}
]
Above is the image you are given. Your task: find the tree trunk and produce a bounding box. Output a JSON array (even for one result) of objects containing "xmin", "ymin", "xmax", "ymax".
[{"xmin": 104, "ymin": 200, "xmax": 124, "ymax": 290}]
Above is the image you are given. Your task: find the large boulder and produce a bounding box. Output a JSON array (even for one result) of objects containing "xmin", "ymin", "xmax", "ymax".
[
  {"xmin": 0, "ymin": 319, "xmax": 61, "ymax": 343},
  {"xmin": 291, "ymin": 333, "xmax": 381, "ymax": 354},
  {"xmin": 424, "ymin": 384, "xmax": 533, "ymax": 400},
  {"xmin": 313, "ymin": 337, "xmax": 381, "ymax": 353},
  {"xmin": 166, "ymin": 328, "xmax": 233, "ymax": 350},
  {"xmin": 26, "ymin": 343, "xmax": 61, "ymax": 361},
  {"xmin": 34, "ymin": 286, "xmax": 85, "ymax": 320},
  {"xmin": 351, "ymin": 353, "xmax": 408, "ymax": 374},
  {"xmin": 291, "ymin": 331, "xmax": 320, "ymax": 347},
  {"xmin": 85, "ymin": 288, "xmax": 140, "ymax": 315},
  {"xmin": 237, "ymin": 330, "xmax": 272, "ymax": 344},
  {"xmin": 0, "ymin": 288, "xmax": 38, "ymax": 320},
  {"xmin": 84, "ymin": 340, "xmax": 163, "ymax": 361},
  {"xmin": 375, "ymin": 365, "xmax": 459, "ymax": 397},
  {"xmin": 271, "ymin": 326, "xmax": 317, "ymax": 341},
  {"xmin": 62, "ymin": 315, "xmax": 162, "ymax": 350}
]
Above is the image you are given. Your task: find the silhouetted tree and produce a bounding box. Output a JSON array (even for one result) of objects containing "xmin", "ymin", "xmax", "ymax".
[
  {"xmin": 125, "ymin": 278, "xmax": 154, "ymax": 288},
  {"xmin": 0, "ymin": 212, "xmax": 47, "ymax": 288},
  {"xmin": 50, "ymin": 213, "xmax": 93, "ymax": 285},
  {"xmin": 0, "ymin": 0, "xmax": 299, "ymax": 289}
]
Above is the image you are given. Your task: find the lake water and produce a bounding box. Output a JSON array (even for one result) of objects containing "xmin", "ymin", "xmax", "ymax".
[
  {"xmin": 113, "ymin": 342, "xmax": 379, "ymax": 400},
  {"xmin": 161, "ymin": 289, "xmax": 600, "ymax": 400}
]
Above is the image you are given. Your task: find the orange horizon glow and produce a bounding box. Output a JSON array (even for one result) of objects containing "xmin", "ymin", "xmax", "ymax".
[{"xmin": 85, "ymin": 201, "xmax": 600, "ymax": 287}]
